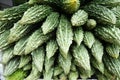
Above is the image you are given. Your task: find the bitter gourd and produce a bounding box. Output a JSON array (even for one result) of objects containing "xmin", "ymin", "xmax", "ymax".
[
  {"xmin": 13, "ymin": 36, "xmax": 29, "ymax": 55},
  {"xmin": 24, "ymin": 62, "xmax": 41, "ymax": 80},
  {"xmin": 68, "ymin": 71, "xmax": 78, "ymax": 80},
  {"xmin": 71, "ymin": 9, "xmax": 88, "ymax": 27},
  {"xmin": 84, "ymin": 4, "xmax": 116, "ymax": 24},
  {"xmin": 103, "ymin": 54, "xmax": 120, "ymax": 78},
  {"xmin": 83, "ymin": 31, "xmax": 95, "ymax": 48},
  {"xmin": 57, "ymin": 15, "xmax": 73, "ymax": 58},
  {"xmin": 46, "ymin": 39, "xmax": 58, "ymax": 59},
  {"xmin": 85, "ymin": 19, "xmax": 97, "ymax": 30},
  {"xmin": 58, "ymin": 53, "xmax": 72, "ymax": 75},
  {"xmin": 19, "ymin": 5, "xmax": 53, "ymax": 25},
  {"xmin": 4, "ymin": 57, "xmax": 20, "ymax": 76},
  {"xmin": 41, "ymin": 12, "xmax": 60, "ymax": 35},
  {"xmin": 44, "ymin": 68, "xmax": 54, "ymax": 80},
  {"xmin": 23, "ymin": 63, "xmax": 32, "ymax": 71},
  {"xmin": 106, "ymin": 44, "xmax": 120, "ymax": 58},
  {"xmin": 18, "ymin": 55, "xmax": 31, "ymax": 68},
  {"xmin": 91, "ymin": 0, "xmax": 120, "ymax": 7},
  {"xmin": 8, "ymin": 22, "xmax": 31, "ymax": 43},
  {"xmin": 73, "ymin": 27, "xmax": 84, "ymax": 46},
  {"xmin": 53, "ymin": 65, "xmax": 64, "ymax": 76},
  {"xmin": 2, "ymin": 46, "xmax": 14, "ymax": 64},
  {"xmin": 94, "ymin": 25, "xmax": 120, "ymax": 45},
  {"xmin": 0, "ymin": 3, "xmax": 31, "ymax": 21},
  {"xmin": 31, "ymin": 46, "xmax": 45, "ymax": 72},
  {"xmin": 5, "ymin": 69, "xmax": 27, "ymax": 80},
  {"xmin": 72, "ymin": 44, "xmax": 91, "ymax": 71},
  {"xmin": 25, "ymin": 28, "xmax": 52, "ymax": 54},
  {"xmin": 91, "ymin": 39, "xmax": 104, "ymax": 63}
]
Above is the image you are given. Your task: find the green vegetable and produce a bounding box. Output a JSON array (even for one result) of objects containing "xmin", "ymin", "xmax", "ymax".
[
  {"xmin": 106, "ymin": 44, "xmax": 120, "ymax": 58},
  {"xmin": 94, "ymin": 25, "xmax": 120, "ymax": 45},
  {"xmin": 25, "ymin": 28, "xmax": 52, "ymax": 54},
  {"xmin": 73, "ymin": 27, "xmax": 84, "ymax": 46},
  {"xmin": 0, "ymin": 30, "xmax": 10, "ymax": 50},
  {"xmin": 44, "ymin": 68, "xmax": 54, "ymax": 80},
  {"xmin": 91, "ymin": 39, "xmax": 104, "ymax": 63},
  {"xmin": 46, "ymin": 39, "xmax": 58, "ymax": 59},
  {"xmin": 2, "ymin": 46, "xmax": 14, "ymax": 64},
  {"xmin": 8, "ymin": 22, "xmax": 31, "ymax": 43},
  {"xmin": 68, "ymin": 71, "xmax": 78, "ymax": 80},
  {"xmin": 84, "ymin": 4, "xmax": 116, "ymax": 24},
  {"xmin": 72, "ymin": 44, "xmax": 91, "ymax": 71},
  {"xmin": 18, "ymin": 55, "xmax": 31, "ymax": 68},
  {"xmin": 71, "ymin": 9, "xmax": 88, "ymax": 27},
  {"xmin": 5, "ymin": 69, "xmax": 27, "ymax": 80},
  {"xmin": 19, "ymin": 5, "xmax": 53, "ymax": 25},
  {"xmin": 32, "ymin": 46, "xmax": 45, "ymax": 72},
  {"xmin": 41, "ymin": 12, "xmax": 59, "ymax": 34},
  {"xmin": 45, "ymin": 56, "xmax": 55, "ymax": 73},
  {"xmin": 23, "ymin": 63, "xmax": 32, "ymax": 71},
  {"xmin": 91, "ymin": 0, "xmax": 120, "ymax": 7},
  {"xmin": 85, "ymin": 19, "xmax": 97, "ymax": 30},
  {"xmin": 56, "ymin": 15, "xmax": 73, "ymax": 58},
  {"xmin": 59, "ymin": 73, "xmax": 67, "ymax": 80},
  {"xmin": 4, "ymin": 57, "xmax": 20, "ymax": 76},
  {"xmin": 58, "ymin": 53, "xmax": 72, "ymax": 75},
  {"xmin": 83, "ymin": 31, "xmax": 95, "ymax": 48},
  {"xmin": 0, "ymin": 3, "xmax": 31, "ymax": 21},
  {"xmin": 91, "ymin": 58, "xmax": 104, "ymax": 74},
  {"xmin": 24, "ymin": 62, "xmax": 41, "ymax": 80},
  {"xmin": 53, "ymin": 65, "xmax": 64, "ymax": 76},
  {"xmin": 103, "ymin": 54, "xmax": 120, "ymax": 78},
  {"xmin": 13, "ymin": 36, "xmax": 29, "ymax": 55}
]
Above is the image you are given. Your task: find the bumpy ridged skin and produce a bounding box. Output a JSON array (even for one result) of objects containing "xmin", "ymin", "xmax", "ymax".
[
  {"xmin": 111, "ymin": 6, "xmax": 120, "ymax": 18},
  {"xmin": 61, "ymin": 0, "xmax": 80, "ymax": 14},
  {"xmin": 58, "ymin": 53, "xmax": 72, "ymax": 75},
  {"xmin": 19, "ymin": 5, "xmax": 53, "ymax": 25},
  {"xmin": 53, "ymin": 65, "xmax": 63, "ymax": 76},
  {"xmin": 97, "ymin": 73, "xmax": 109, "ymax": 80},
  {"xmin": 2, "ymin": 46, "xmax": 14, "ymax": 64},
  {"xmin": 44, "ymin": 68, "xmax": 54, "ymax": 80},
  {"xmin": 8, "ymin": 22, "xmax": 31, "ymax": 43},
  {"xmin": 94, "ymin": 25, "xmax": 120, "ymax": 45},
  {"xmin": 78, "ymin": 67, "xmax": 92, "ymax": 79},
  {"xmin": 5, "ymin": 69, "xmax": 27, "ymax": 80},
  {"xmin": 59, "ymin": 73, "xmax": 67, "ymax": 80},
  {"xmin": 18, "ymin": 55, "xmax": 31, "ymax": 68},
  {"xmin": 24, "ymin": 62, "xmax": 41, "ymax": 80},
  {"xmin": 91, "ymin": 0, "xmax": 120, "ymax": 7},
  {"xmin": 68, "ymin": 71, "xmax": 78, "ymax": 80},
  {"xmin": 23, "ymin": 63, "xmax": 32, "ymax": 71},
  {"xmin": 46, "ymin": 39, "xmax": 58, "ymax": 59},
  {"xmin": 71, "ymin": 9, "xmax": 88, "ymax": 27},
  {"xmin": 0, "ymin": 3, "xmax": 31, "ymax": 21},
  {"xmin": 70, "ymin": 64, "xmax": 77, "ymax": 71},
  {"xmin": 0, "ymin": 21, "xmax": 13, "ymax": 34},
  {"xmin": 91, "ymin": 58, "xmax": 104, "ymax": 73},
  {"xmin": 84, "ymin": 4, "xmax": 116, "ymax": 24},
  {"xmin": 0, "ymin": 30, "xmax": 10, "ymax": 50},
  {"xmin": 41, "ymin": 12, "xmax": 60, "ymax": 34},
  {"xmin": 73, "ymin": 27, "xmax": 84, "ymax": 46},
  {"xmin": 106, "ymin": 44, "xmax": 120, "ymax": 58},
  {"xmin": 4, "ymin": 58, "xmax": 20, "ymax": 76},
  {"xmin": 91, "ymin": 39, "xmax": 104, "ymax": 63},
  {"xmin": 25, "ymin": 28, "xmax": 51, "ymax": 54},
  {"xmin": 72, "ymin": 44, "xmax": 91, "ymax": 71},
  {"xmin": 13, "ymin": 36, "xmax": 29, "ymax": 55},
  {"xmin": 103, "ymin": 55, "xmax": 120, "ymax": 78},
  {"xmin": 31, "ymin": 46, "xmax": 45, "ymax": 72},
  {"xmin": 86, "ymin": 19, "xmax": 97, "ymax": 30},
  {"xmin": 29, "ymin": 0, "xmax": 80, "ymax": 14},
  {"xmin": 56, "ymin": 15, "xmax": 73, "ymax": 58},
  {"xmin": 45, "ymin": 57, "xmax": 54, "ymax": 73},
  {"xmin": 83, "ymin": 31, "xmax": 95, "ymax": 49}
]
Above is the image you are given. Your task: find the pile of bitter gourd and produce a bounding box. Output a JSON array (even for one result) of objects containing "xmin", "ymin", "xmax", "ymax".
[{"xmin": 1, "ymin": 0, "xmax": 120, "ymax": 80}]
